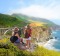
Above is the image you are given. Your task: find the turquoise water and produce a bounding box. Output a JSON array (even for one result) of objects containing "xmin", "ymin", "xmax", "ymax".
[
  {"xmin": 44, "ymin": 30, "xmax": 60, "ymax": 51},
  {"xmin": 52, "ymin": 30, "xmax": 60, "ymax": 50},
  {"xmin": 52, "ymin": 30, "xmax": 60, "ymax": 39}
]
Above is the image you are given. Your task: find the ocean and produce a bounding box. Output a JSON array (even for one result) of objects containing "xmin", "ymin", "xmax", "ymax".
[{"xmin": 44, "ymin": 30, "xmax": 60, "ymax": 51}]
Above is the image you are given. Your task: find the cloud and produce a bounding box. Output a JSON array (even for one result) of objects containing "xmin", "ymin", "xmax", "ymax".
[
  {"xmin": 8, "ymin": 0, "xmax": 60, "ymax": 20},
  {"xmin": 8, "ymin": 4, "xmax": 60, "ymax": 20}
]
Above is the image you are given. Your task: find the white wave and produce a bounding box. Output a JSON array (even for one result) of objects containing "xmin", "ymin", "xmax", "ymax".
[
  {"xmin": 52, "ymin": 31, "xmax": 57, "ymax": 34},
  {"xmin": 43, "ymin": 39, "xmax": 58, "ymax": 50},
  {"xmin": 43, "ymin": 30, "xmax": 60, "ymax": 51}
]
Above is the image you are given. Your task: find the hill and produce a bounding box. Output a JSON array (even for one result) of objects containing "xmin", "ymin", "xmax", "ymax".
[
  {"xmin": 0, "ymin": 14, "xmax": 27, "ymax": 28},
  {"xmin": 12, "ymin": 13, "xmax": 30, "ymax": 23},
  {"xmin": 12, "ymin": 13, "xmax": 57, "ymax": 27},
  {"xmin": 0, "ymin": 13, "xmax": 58, "ymax": 28}
]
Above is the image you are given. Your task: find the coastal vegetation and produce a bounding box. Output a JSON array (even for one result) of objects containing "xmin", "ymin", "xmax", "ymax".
[{"xmin": 0, "ymin": 38, "xmax": 60, "ymax": 56}]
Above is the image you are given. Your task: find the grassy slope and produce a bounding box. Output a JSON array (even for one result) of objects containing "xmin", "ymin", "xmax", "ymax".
[
  {"xmin": 0, "ymin": 13, "xmax": 49, "ymax": 28},
  {"xmin": 29, "ymin": 19, "xmax": 46, "ymax": 27},
  {"xmin": 0, "ymin": 14, "xmax": 27, "ymax": 28},
  {"xmin": 0, "ymin": 38, "xmax": 60, "ymax": 56},
  {"xmin": 12, "ymin": 14, "xmax": 30, "ymax": 23}
]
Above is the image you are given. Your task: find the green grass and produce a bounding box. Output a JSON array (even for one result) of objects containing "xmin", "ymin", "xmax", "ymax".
[
  {"xmin": 0, "ymin": 13, "xmax": 27, "ymax": 28},
  {"xmin": 0, "ymin": 38, "xmax": 60, "ymax": 56},
  {"xmin": 33, "ymin": 46, "xmax": 60, "ymax": 56}
]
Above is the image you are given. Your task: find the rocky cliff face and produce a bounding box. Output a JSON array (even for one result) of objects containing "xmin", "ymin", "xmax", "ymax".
[{"xmin": 31, "ymin": 26, "xmax": 51, "ymax": 42}]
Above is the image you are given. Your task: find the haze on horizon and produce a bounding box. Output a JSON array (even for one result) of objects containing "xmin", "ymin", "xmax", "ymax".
[{"xmin": 0, "ymin": 0, "xmax": 60, "ymax": 25}]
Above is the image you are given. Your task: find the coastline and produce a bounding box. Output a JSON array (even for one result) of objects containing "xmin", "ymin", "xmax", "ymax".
[{"xmin": 35, "ymin": 41, "xmax": 47, "ymax": 46}]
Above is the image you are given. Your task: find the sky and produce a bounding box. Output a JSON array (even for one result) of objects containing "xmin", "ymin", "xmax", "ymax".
[{"xmin": 0, "ymin": 0, "xmax": 60, "ymax": 25}]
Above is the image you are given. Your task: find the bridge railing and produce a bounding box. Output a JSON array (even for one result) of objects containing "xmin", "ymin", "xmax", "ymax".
[{"xmin": 0, "ymin": 28, "xmax": 11, "ymax": 35}]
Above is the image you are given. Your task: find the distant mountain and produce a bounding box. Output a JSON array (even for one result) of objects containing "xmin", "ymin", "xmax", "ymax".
[
  {"xmin": 12, "ymin": 13, "xmax": 57, "ymax": 27},
  {"xmin": 0, "ymin": 14, "xmax": 27, "ymax": 28},
  {"xmin": 0, "ymin": 13, "xmax": 57, "ymax": 28}
]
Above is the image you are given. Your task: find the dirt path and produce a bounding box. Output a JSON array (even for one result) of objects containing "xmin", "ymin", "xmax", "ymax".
[{"xmin": 14, "ymin": 42, "xmax": 37, "ymax": 52}]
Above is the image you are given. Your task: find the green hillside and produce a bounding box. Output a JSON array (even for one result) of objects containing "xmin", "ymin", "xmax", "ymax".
[
  {"xmin": 12, "ymin": 13, "xmax": 30, "ymax": 23},
  {"xmin": 0, "ymin": 13, "xmax": 57, "ymax": 28},
  {"xmin": 0, "ymin": 14, "xmax": 27, "ymax": 28},
  {"xmin": 12, "ymin": 13, "xmax": 57, "ymax": 27}
]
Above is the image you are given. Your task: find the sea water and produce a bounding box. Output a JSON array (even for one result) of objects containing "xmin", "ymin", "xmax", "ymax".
[{"xmin": 44, "ymin": 30, "xmax": 60, "ymax": 51}]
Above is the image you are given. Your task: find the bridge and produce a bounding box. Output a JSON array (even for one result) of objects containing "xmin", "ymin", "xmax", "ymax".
[{"xmin": 0, "ymin": 28, "xmax": 12, "ymax": 36}]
